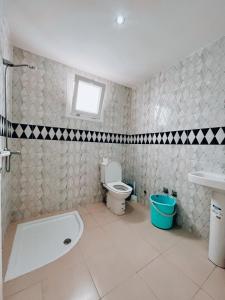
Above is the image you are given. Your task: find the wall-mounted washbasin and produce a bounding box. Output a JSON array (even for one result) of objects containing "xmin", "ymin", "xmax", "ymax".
[
  {"xmin": 188, "ymin": 171, "xmax": 225, "ymax": 192},
  {"xmin": 188, "ymin": 171, "xmax": 225, "ymax": 268}
]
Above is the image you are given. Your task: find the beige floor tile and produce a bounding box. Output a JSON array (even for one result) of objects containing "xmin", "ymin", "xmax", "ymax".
[
  {"xmin": 86, "ymin": 246, "xmax": 136, "ymax": 297},
  {"xmin": 91, "ymin": 210, "xmax": 118, "ymax": 226},
  {"xmin": 102, "ymin": 274, "xmax": 157, "ymax": 300},
  {"xmin": 116, "ymin": 237, "xmax": 160, "ymax": 272},
  {"xmin": 178, "ymin": 237, "xmax": 209, "ymax": 259},
  {"xmin": 102, "ymin": 220, "xmax": 136, "ymax": 244},
  {"xmin": 124, "ymin": 219, "xmax": 150, "ymax": 238},
  {"xmin": 136, "ymin": 222, "xmax": 181, "ymax": 253},
  {"xmin": 166, "ymin": 227, "xmax": 198, "ymax": 243},
  {"xmin": 138, "ymin": 256, "xmax": 199, "ymax": 300},
  {"xmin": 103, "ymin": 220, "xmax": 159, "ymax": 272},
  {"xmin": 85, "ymin": 202, "xmax": 108, "ymax": 214},
  {"xmin": 119, "ymin": 203, "xmax": 149, "ymax": 225},
  {"xmin": 79, "ymin": 227, "xmax": 113, "ymax": 258},
  {"xmin": 43, "ymin": 262, "xmax": 99, "ymax": 300},
  {"xmin": 163, "ymin": 242, "xmax": 215, "ymax": 285},
  {"xmin": 82, "ymin": 213, "xmax": 100, "ymax": 231},
  {"xmin": 203, "ymin": 267, "xmax": 225, "ymax": 300},
  {"xmin": 128, "ymin": 203, "xmax": 149, "ymax": 217},
  {"xmin": 5, "ymin": 282, "xmax": 42, "ymax": 300},
  {"xmin": 193, "ymin": 289, "xmax": 213, "ymax": 300}
]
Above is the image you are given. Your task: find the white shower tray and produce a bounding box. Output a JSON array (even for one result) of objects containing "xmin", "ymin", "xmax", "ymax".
[{"xmin": 5, "ymin": 211, "xmax": 84, "ymax": 281}]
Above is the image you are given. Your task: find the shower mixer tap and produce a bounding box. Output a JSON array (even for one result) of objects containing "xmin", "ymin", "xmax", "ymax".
[
  {"xmin": 4, "ymin": 149, "xmax": 21, "ymax": 172},
  {"xmin": 9, "ymin": 150, "xmax": 21, "ymax": 155}
]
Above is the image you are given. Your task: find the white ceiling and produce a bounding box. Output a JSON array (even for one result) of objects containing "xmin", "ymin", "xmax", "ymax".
[{"xmin": 5, "ymin": 0, "xmax": 225, "ymax": 87}]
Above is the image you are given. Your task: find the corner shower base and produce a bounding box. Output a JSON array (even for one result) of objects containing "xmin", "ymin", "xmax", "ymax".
[{"xmin": 5, "ymin": 211, "xmax": 84, "ymax": 282}]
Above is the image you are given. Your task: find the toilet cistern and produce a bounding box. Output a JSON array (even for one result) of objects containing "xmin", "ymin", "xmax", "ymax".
[{"xmin": 188, "ymin": 171, "xmax": 225, "ymax": 268}]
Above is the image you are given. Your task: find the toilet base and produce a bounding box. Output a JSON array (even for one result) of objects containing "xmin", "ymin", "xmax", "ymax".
[{"xmin": 106, "ymin": 193, "xmax": 125, "ymax": 215}]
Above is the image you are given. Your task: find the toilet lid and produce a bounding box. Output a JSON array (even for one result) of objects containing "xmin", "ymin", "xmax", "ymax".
[{"xmin": 105, "ymin": 161, "xmax": 122, "ymax": 183}]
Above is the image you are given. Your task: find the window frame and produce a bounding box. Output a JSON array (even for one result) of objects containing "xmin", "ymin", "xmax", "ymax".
[{"xmin": 71, "ymin": 75, "xmax": 105, "ymax": 121}]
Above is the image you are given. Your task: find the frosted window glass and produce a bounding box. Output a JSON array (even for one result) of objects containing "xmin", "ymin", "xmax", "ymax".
[{"xmin": 76, "ymin": 80, "xmax": 102, "ymax": 114}]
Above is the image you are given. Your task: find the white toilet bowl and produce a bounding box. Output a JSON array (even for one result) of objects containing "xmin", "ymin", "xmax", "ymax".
[
  {"xmin": 104, "ymin": 182, "xmax": 132, "ymax": 215},
  {"xmin": 100, "ymin": 160, "xmax": 132, "ymax": 215}
]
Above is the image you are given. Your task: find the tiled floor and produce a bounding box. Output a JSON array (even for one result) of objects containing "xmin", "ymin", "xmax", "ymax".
[{"xmin": 3, "ymin": 202, "xmax": 225, "ymax": 300}]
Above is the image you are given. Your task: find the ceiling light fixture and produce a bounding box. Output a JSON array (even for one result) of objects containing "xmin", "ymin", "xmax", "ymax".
[{"xmin": 116, "ymin": 15, "xmax": 125, "ymax": 25}]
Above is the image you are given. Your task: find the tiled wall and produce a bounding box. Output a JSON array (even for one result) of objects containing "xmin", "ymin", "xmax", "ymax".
[
  {"xmin": 8, "ymin": 36, "xmax": 225, "ymax": 238},
  {"xmin": 9, "ymin": 48, "xmax": 131, "ymax": 221},
  {"xmin": 0, "ymin": 13, "xmax": 12, "ymax": 236},
  {"xmin": 125, "ymin": 35, "xmax": 225, "ymax": 238}
]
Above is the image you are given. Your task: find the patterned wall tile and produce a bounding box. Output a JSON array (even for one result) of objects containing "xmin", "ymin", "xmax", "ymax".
[
  {"xmin": 9, "ymin": 48, "xmax": 131, "ymax": 222},
  {"xmin": 8, "ymin": 36, "xmax": 225, "ymax": 239},
  {"xmin": 125, "ymin": 35, "xmax": 225, "ymax": 238}
]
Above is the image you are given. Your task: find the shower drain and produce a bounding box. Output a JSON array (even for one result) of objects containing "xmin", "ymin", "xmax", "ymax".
[{"xmin": 63, "ymin": 238, "xmax": 72, "ymax": 245}]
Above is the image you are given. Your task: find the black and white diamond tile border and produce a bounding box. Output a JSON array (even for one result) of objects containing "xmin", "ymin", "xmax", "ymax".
[
  {"xmin": 11, "ymin": 123, "xmax": 128, "ymax": 144},
  {"xmin": 9, "ymin": 120, "xmax": 225, "ymax": 145},
  {"xmin": 1, "ymin": 115, "xmax": 225, "ymax": 145},
  {"xmin": 130, "ymin": 127, "xmax": 225, "ymax": 145},
  {"xmin": 0, "ymin": 114, "xmax": 12, "ymax": 138}
]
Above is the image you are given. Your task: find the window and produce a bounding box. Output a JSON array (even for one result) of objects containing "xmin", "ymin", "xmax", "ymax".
[{"xmin": 71, "ymin": 75, "xmax": 105, "ymax": 121}]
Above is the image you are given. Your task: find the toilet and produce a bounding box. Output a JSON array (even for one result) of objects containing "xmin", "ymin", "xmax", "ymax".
[{"xmin": 100, "ymin": 159, "xmax": 132, "ymax": 215}]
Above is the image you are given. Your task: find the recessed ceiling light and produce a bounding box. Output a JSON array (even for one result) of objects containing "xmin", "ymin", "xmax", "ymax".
[{"xmin": 116, "ymin": 15, "xmax": 125, "ymax": 25}]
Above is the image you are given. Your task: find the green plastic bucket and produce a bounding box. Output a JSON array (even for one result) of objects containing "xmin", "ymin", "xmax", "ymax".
[{"xmin": 149, "ymin": 194, "xmax": 176, "ymax": 229}]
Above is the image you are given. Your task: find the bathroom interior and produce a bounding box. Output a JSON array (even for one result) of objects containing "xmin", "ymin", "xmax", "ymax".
[{"xmin": 0, "ymin": 0, "xmax": 225, "ymax": 299}]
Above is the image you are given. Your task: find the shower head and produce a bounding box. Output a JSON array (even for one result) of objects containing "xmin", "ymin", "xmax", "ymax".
[{"xmin": 3, "ymin": 58, "xmax": 36, "ymax": 69}]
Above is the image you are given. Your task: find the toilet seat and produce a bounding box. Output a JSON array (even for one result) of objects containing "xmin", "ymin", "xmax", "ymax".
[{"xmin": 105, "ymin": 182, "xmax": 132, "ymax": 194}]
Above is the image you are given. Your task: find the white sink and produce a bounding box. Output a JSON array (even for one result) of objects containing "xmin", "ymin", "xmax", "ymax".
[
  {"xmin": 188, "ymin": 170, "xmax": 225, "ymax": 268},
  {"xmin": 188, "ymin": 171, "xmax": 225, "ymax": 192}
]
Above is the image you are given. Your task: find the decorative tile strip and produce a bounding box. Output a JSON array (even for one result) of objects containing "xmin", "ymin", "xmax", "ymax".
[
  {"xmin": 1, "ymin": 115, "xmax": 225, "ymax": 145},
  {"xmin": 0, "ymin": 114, "xmax": 12, "ymax": 138},
  {"xmin": 11, "ymin": 123, "xmax": 128, "ymax": 144},
  {"xmin": 130, "ymin": 127, "xmax": 225, "ymax": 145}
]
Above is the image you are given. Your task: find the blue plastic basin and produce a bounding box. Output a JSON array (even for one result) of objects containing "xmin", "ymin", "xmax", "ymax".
[{"xmin": 149, "ymin": 194, "xmax": 176, "ymax": 230}]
